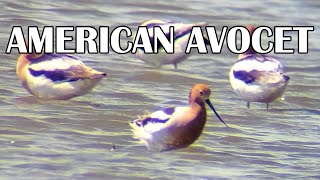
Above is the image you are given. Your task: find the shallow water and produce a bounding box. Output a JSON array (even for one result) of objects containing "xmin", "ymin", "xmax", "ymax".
[{"xmin": 0, "ymin": 0, "xmax": 319, "ymax": 179}]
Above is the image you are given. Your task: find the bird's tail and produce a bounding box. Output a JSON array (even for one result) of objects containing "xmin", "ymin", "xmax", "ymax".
[
  {"xmin": 91, "ymin": 71, "xmax": 107, "ymax": 79},
  {"xmin": 128, "ymin": 120, "xmax": 152, "ymax": 141}
]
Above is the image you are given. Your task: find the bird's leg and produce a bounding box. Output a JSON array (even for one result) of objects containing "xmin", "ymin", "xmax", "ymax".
[
  {"xmin": 266, "ymin": 103, "xmax": 269, "ymax": 109},
  {"xmin": 174, "ymin": 63, "xmax": 178, "ymax": 69},
  {"xmin": 247, "ymin": 102, "xmax": 250, "ymax": 109}
]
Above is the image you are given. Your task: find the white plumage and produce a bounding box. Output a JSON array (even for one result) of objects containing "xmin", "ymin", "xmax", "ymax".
[
  {"xmin": 135, "ymin": 19, "xmax": 207, "ymax": 69},
  {"xmin": 129, "ymin": 84, "xmax": 228, "ymax": 151},
  {"xmin": 17, "ymin": 53, "xmax": 107, "ymax": 100},
  {"xmin": 229, "ymin": 53, "xmax": 289, "ymax": 109}
]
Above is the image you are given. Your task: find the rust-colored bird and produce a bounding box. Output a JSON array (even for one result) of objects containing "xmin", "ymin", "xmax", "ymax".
[{"xmin": 129, "ymin": 84, "xmax": 228, "ymax": 151}]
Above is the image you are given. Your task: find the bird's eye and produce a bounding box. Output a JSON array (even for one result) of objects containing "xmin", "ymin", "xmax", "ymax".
[{"xmin": 200, "ymin": 91, "xmax": 203, "ymax": 95}]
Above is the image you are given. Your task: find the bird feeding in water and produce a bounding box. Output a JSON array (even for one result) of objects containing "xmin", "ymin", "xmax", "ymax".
[
  {"xmin": 129, "ymin": 84, "xmax": 228, "ymax": 152},
  {"xmin": 134, "ymin": 19, "xmax": 209, "ymax": 69},
  {"xmin": 229, "ymin": 26, "xmax": 290, "ymax": 109},
  {"xmin": 17, "ymin": 53, "xmax": 107, "ymax": 100}
]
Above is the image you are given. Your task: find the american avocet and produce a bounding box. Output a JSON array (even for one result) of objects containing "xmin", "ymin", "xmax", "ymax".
[
  {"xmin": 229, "ymin": 26, "xmax": 290, "ymax": 109},
  {"xmin": 135, "ymin": 19, "xmax": 207, "ymax": 69},
  {"xmin": 129, "ymin": 84, "xmax": 228, "ymax": 152},
  {"xmin": 17, "ymin": 53, "xmax": 106, "ymax": 100}
]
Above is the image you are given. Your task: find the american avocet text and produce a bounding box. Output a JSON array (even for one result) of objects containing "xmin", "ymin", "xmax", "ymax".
[{"xmin": 6, "ymin": 25, "xmax": 313, "ymax": 54}]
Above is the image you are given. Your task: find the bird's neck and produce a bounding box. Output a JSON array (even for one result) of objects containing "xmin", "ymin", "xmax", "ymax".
[
  {"xmin": 189, "ymin": 96, "xmax": 206, "ymax": 115},
  {"xmin": 189, "ymin": 100, "xmax": 207, "ymax": 133}
]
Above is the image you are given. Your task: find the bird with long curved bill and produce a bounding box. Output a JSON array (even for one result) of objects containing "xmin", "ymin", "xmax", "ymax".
[{"xmin": 129, "ymin": 84, "xmax": 228, "ymax": 152}]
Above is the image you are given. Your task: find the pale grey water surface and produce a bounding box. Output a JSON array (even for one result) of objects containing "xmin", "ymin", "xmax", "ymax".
[{"xmin": 0, "ymin": 0, "xmax": 319, "ymax": 179}]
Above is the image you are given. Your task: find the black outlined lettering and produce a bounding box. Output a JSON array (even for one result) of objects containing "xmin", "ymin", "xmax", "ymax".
[
  {"xmin": 206, "ymin": 26, "xmax": 228, "ymax": 53},
  {"xmin": 153, "ymin": 26, "xmax": 174, "ymax": 54},
  {"xmin": 227, "ymin": 26, "xmax": 250, "ymax": 54},
  {"xmin": 252, "ymin": 26, "xmax": 273, "ymax": 54},
  {"xmin": 185, "ymin": 26, "xmax": 207, "ymax": 54},
  {"xmin": 28, "ymin": 26, "xmax": 54, "ymax": 54},
  {"xmin": 274, "ymin": 26, "xmax": 294, "ymax": 54},
  {"xmin": 292, "ymin": 26, "xmax": 314, "ymax": 54},
  {"xmin": 55, "ymin": 26, "xmax": 75, "ymax": 54},
  {"xmin": 6, "ymin": 26, "xmax": 27, "ymax": 54},
  {"xmin": 5, "ymin": 25, "xmax": 314, "ymax": 55},
  {"xmin": 110, "ymin": 26, "xmax": 133, "ymax": 54},
  {"xmin": 132, "ymin": 26, "xmax": 153, "ymax": 54},
  {"xmin": 99, "ymin": 26, "xmax": 109, "ymax": 54},
  {"xmin": 76, "ymin": 26, "xmax": 98, "ymax": 54}
]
